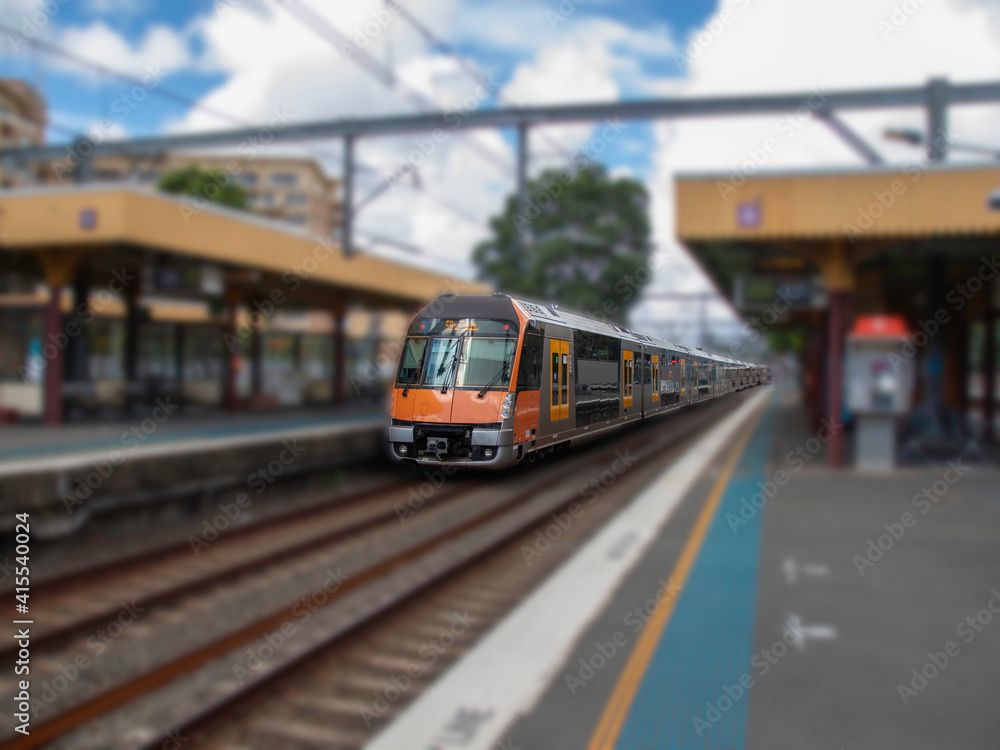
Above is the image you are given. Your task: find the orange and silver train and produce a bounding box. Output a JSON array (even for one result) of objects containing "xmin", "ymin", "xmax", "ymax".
[{"xmin": 388, "ymin": 293, "xmax": 766, "ymax": 468}]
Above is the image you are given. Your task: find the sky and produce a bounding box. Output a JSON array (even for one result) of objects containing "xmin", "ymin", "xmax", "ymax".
[{"xmin": 2, "ymin": 0, "xmax": 1000, "ymax": 344}]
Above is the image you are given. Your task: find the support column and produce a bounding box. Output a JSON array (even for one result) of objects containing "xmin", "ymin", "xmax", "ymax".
[
  {"xmin": 826, "ymin": 291, "xmax": 849, "ymax": 468},
  {"xmin": 174, "ymin": 323, "xmax": 185, "ymax": 409},
  {"xmin": 516, "ymin": 123, "xmax": 529, "ymax": 250},
  {"xmin": 342, "ymin": 134, "xmax": 354, "ymax": 257},
  {"xmin": 123, "ymin": 281, "xmax": 141, "ymax": 414},
  {"xmin": 985, "ymin": 278, "xmax": 996, "ymax": 444},
  {"xmin": 223, "ymin": 303, "xmax": 239, "ymax": 413},
  {"xmin": 72, "ymin": 136, "xmax": 94, "ymax": 183},
  {"xmin": 222, "ymin": 283, "xmax": 244, "ymax": 413},
  {"xmin": 820, "ymin": 240, "xmax": 856, "ymax": 469},
  {"xmin": 44, "ymin": 285, "xmax": 64, "ymax": 426},
  {"xmin": 65, "ymin": 268, "xmax": 90, "ymax": 383},
  {"xmin": 925, "ymin": 254, "xmax": 947, "ymax": 440},
  {"xmin": 926, "ymin": 77, "xmax": 949, "ymax": 163},
  {"xmin": 332, "ymin": 305, "xmax": 346, "ymax": 405},
  {"xmin": 39, "ymin": 251, "xmax": 79, "ymax": 427},
  {"xmin": 250, "ymin": 320, "xmax": 263, "ymax": 398}
]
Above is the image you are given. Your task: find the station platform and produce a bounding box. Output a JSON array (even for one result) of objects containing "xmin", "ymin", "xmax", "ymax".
[
  {"xmin": 0, "ymin": 405, "xmax": 384, "ymax": 532},
  {"xmin": 368, "ymin": 384, "xmax": 1000, "ymax": 749}
]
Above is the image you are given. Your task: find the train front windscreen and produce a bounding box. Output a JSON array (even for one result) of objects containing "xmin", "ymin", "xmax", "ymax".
[{"xmin": 396, "ymin": 318, "xmax": 519, "ymax": 394}]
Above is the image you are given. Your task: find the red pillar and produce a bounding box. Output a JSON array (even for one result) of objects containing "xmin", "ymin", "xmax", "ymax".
[
  {"xmin": 826, "ymin": 291, "xmax": 850, "ymax": 468},
  {"xmin": 333, "ymin": 306, "xmax": 345, "ymax": 405},
  {"xmin": 224, "ymin": 304, "xmax": 239, "ymax": 413},
  {"xmin": 985, "ymin": 278, "xmax": 996, "ymax": 444},
  {"xmin": 44, "ymin": 285, "xmax": 64, "ymax": 426}
]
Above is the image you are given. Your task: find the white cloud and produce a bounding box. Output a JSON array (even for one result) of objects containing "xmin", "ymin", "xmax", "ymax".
[{"xmin": 52, "ymin": 22, "xmax": 192, "ymax": 82}]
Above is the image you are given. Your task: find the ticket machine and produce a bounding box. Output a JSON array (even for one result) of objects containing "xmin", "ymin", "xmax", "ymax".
[{"xmin": 845, "ymin": 316, "xmax": 915, "ymax": 469}]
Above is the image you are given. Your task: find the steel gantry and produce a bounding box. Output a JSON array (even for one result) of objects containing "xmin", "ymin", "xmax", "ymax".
[{"xmin": 2, "ymin": 77, "xmax": 997, "ymax": 254}]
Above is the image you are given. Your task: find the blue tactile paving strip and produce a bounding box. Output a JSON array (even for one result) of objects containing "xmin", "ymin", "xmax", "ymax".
[{"xmin": 615, "ymin": 404, "xmax": 774, "ymax": 750}]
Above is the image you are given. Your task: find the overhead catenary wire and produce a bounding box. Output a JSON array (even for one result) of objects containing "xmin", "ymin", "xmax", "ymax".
[
  {"xmin": 392, "ymin": 0, "xmax": 577, "ymax": 163},
  {"xmin": 273, "ymin": 0, "xmax": 512, "ymax": 176}
]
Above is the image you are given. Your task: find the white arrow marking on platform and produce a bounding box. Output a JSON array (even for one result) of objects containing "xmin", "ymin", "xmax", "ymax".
[
  {"xmin": 785, "ymin": 614, "xmax": 837, "ymax": 650},
  {"xmin": 782, "ymin": 558, "xmax": 830, "ymax": 585}
]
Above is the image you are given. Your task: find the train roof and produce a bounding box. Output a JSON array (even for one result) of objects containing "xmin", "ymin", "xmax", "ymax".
[{"xmin": 421, "ymin": 293, "xmax": 764, "ymax": 367}]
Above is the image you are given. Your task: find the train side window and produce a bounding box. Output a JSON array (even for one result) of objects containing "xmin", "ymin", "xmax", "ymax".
[{"xmin": 516, "ymin": 333, "xmax": 543, "ymax": 391}]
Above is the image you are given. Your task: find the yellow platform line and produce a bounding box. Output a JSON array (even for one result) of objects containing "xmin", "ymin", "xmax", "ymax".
[{"xmin": 587, "ymin": 408, "xmax": 763, "ymax": 750}]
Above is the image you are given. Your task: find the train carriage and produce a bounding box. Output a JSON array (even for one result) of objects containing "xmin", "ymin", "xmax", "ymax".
[{"xmin": 388, "ymin": 293, "xmax": 764, "ymax": 468}]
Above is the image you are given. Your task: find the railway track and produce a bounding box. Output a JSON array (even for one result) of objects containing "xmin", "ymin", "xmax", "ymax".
[
  {"xmin": 0, "ymin": 476, "xmax": 485, "ymax": 742},
  {"xmin": 2, "ymin": 392, "xmax": 756, "ymax": 750}
]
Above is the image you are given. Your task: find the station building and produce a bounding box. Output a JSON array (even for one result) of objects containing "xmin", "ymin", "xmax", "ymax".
[
  {"xmin": 676, "ymin": 162, "xmax": 1000, "ymax": 466},
  {"xmin": 0, "ymin": 184, "xmax": 483, "ymax": 425}
]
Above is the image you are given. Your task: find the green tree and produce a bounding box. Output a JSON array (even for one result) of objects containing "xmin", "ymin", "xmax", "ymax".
[
  {"xmin": 473, "ymin": 164, "xmax": 652, "ymax": 323},
  {"xmin": 157, "ymin": 165, "xmax": 249, "ymax": 210}
]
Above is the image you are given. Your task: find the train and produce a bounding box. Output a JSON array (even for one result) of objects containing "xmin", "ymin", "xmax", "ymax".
[{"xmin": 388, "ymin": 293, "xmax": 767, "ymax": 468}]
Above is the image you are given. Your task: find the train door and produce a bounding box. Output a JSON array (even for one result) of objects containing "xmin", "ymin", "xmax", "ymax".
[
  {"xmin": 549, "ymin": 339, "xmax": 569, "ymax": 422},
  {"xmin": 635, "ymin": 351, "xmax": 644, "ymax": 416},
  {"xmin": 514, "ymin": 331, "xmax": 543, "ymax": 444},
  {"xmin": 622, "ymin": 350, "xmax": 634, "ymax": 410},
  {"xmin": 651, "ymin": 354, "xmax": 659, "ymax": 406}
]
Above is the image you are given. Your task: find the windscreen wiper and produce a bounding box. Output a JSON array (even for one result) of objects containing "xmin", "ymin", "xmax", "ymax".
[
  {"xmin": 401, "ymin": 351, "xmax": 425, "ymax": 397},
  {"xmin": 477, "ymin": 357, "xmax": 512, "ymax": 398},
  {"xmin": 440, "ymin": 350, "xmax": 459, "ymax": 394}
]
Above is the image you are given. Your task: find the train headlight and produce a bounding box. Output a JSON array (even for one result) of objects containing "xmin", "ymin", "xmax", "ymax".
[
  {"xmin": 500, "ymin": 392, "xmax": 515, "ymax": 419},
  {"xmin": 482, "ymin": 447, "xmax": 494, "ymax": 459},
  {"xmin": 398, "ymin": 444, "xmax": 408, "ymax": 455}
]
